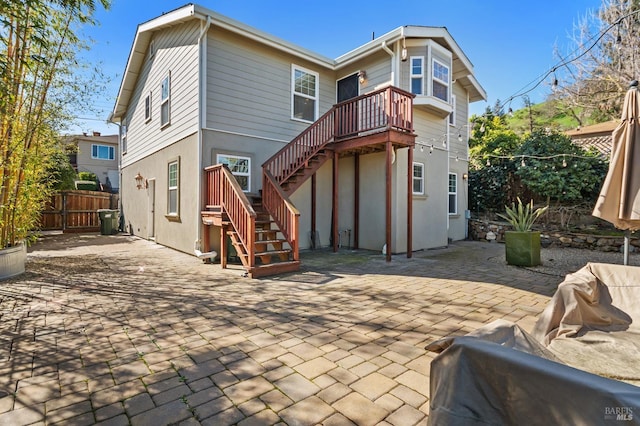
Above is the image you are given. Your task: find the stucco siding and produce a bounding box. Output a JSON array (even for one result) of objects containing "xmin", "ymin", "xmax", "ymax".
[
  {"xmin": 122, "ymin": 21, "xmax": 200, "ymax": 168},
  {"xmin": 206, "ymin": 28, "xmax": 335, "ymax": 142},
  {"xmin": 121, "ymin": 134, "xmax": 199, "ymax": 255}
]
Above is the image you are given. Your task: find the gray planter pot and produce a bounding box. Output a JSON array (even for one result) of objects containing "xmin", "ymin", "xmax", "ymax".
[
  {"xmin": 0, "ymin": 243, "xmax": 27, "ymax": 280},
  {"xmin": 505, "ymin": 231, "xmax": 541, "ymax": 266}
]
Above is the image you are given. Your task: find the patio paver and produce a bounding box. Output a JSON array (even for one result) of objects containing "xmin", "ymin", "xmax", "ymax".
[{"xmin": 0, "ymin": 233, "xmax": 559, "ymax": 425}]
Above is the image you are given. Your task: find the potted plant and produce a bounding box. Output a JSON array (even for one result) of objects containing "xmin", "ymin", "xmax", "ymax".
[{"xmin": 498, "ymin": 198, "xmax": 548, "ymax": 266}]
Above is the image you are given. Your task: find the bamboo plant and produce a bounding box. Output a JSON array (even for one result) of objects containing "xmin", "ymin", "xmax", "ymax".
[{"xmin": 0, "ymin": 0, "xmax": 110, "ymax": 248}]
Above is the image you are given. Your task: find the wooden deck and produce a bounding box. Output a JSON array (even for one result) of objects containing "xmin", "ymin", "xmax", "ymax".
[{"xmin": 202, "ymin": 86, "xmax": 416, "ymax": 277}]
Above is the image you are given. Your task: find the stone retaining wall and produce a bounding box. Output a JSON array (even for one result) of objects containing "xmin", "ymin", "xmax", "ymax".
[{"xmin": 469, "ymin": 219, "xmax": 640, "ymax": 253}]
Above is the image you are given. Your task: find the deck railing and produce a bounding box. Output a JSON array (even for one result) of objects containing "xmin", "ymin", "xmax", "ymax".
[
  {"xmin": 204, "ymin": 164, "xmax": 256, "ymax": 268},
  {"xmin": 263, "ymin": 86, "xmax": 414, "ymax": 187},
  {"xmin": 262, "ymin": 170, "xmax": 300, "ymax": 261}
]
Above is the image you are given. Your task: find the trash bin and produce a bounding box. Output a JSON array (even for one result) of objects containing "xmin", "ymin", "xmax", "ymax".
[{"xmin": 98, "ymin": 209, "xmax": 119, "ymax": 235}]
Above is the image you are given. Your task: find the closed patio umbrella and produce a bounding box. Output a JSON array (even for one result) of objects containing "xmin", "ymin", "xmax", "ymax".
[{"xmin": 593, "ymin": 81, "xmax": 640, "ymax": 264}]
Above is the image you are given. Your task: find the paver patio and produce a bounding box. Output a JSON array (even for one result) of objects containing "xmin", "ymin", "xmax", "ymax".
[{"xmin": 0, "ymin": 233, "xmax": 560, "ymax": 425}]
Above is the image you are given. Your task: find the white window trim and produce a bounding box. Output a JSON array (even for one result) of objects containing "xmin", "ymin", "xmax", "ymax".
[
  {"xmin": 410, "ymin": 56, "xmax": 424, "ymax": 96},
  {"xmin": 412, "ymin": 162, "xmax": 425, "ymax": 195},
  {"xmin": 432, "ymin": 58, "xmax": 450, "ymax": 102},
  {"xmin": 91, "ymin": 144, "xmax": 115, "ymax": 161},
  {"xmin": 145, "ymin": 91, "xmax": 152, "ymax": 123},
  {"xmin": 167, "ymin": 159, "xmax": 179, "ymax": 217},
  {"xmin": 217, "ymin": 153, "xmax": 251, "ymax": 193},
  {"xmin": 449, "ymin": 94, "xmax": 456, "ymax": 126},
  {"xmin": 291, "ymin": 64, "xmax": 319, "ymax": 123},
  {"xmin": 161, "ymin": 73, "xmax": 171, "ymax": 128},
  {"xmin": 448, "ymin": 172, "xmax": 458, "ymax": 215}
]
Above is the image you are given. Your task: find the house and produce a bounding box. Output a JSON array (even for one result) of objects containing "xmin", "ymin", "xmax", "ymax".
[
  {"xmin": 65, "ymin": 132, "xmax": 120, "ymax": 192},
  {"xmin": 110, "ymin": 4, "xmax": 486, "ymax": 277},
  {"xmin": 565, "ymin": 120, "xmax": 618, "ymax": 157}
]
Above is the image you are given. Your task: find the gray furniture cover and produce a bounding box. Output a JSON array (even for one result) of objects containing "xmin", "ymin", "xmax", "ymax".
[{"xmin": 426, "ymin": 263, "xmax": 640, "ymax": 425}]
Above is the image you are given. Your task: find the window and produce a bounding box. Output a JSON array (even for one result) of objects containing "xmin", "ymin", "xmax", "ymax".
[
  {"xmin": 410, "ymin": 57, "xmax": 424, "ymax": 95},
  {"xmin": 121, "ymin": 118, "xmax": 127, "ymax": 154},
  {"xmin": 292, "ymin": 65, "xmax": 318, "ymax": 122},
  {"xmin": 145, "ymin": 91, "xmax": 152, "ymax": 122},
  {"xmin": 217, "ymin": 154, "xmax": 251, "ymax": 192},
  {"xmin": 432, "ymin": 59, "xmax": 449, "ymax": 102},
  {"xmin": 168, "ymin": 160, "xmax": 179, "ymax": 215},
  {"xmin": 161, "ymin": 74, "xmax": 170, "ymax": 127},
  {"xmin": 448, "ymin": 173, "xmax": 457, "ymax": 214},
  {"xmin": 91, "ymin": 144, "xmax": 115, "ymax": 160},
  {"xmin": 449, "ymin": 94, "xmax": 456, "ymax": 126},
  {"xmin": 413, "ymin": 162, "xmax": 424, "ymax": 195}
]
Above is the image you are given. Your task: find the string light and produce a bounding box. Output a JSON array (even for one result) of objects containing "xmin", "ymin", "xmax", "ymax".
[{"xmin": 495, "ymin": 9, "xmax": 640, "ymax": 112}]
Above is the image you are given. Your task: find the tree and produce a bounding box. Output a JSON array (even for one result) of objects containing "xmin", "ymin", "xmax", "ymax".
[
  {"xmin": 0, "ymin": 0, "xmax": 110, "ymax": 248},
  {"xmin": 468, "ymin": 116, "xmax": 521, "ymax": 213},
  {"xmin": 514, "ymin": 130, "xmax": 607, "ymax": 204},
  {"xmin": 551, "ymin": 0, "xmax": 640, "ymax": 123}
]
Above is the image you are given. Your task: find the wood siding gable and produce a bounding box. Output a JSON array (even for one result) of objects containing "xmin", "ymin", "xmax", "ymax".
[{"xmin": 122, "ymin": 21, "xmax": 200, "ymax": 168}]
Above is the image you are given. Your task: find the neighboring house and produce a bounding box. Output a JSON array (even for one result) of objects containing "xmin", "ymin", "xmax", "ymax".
[
  {"xmin": 65, "ymin": 132, "xmax": 120, "ymax": 192},
  {"xmin": 565, "ymin": 120, "xmax": 618, "ymax": 157},
  {"xmin": 110, "ymin": 4, "xmax": 486, "ymax": 277}
]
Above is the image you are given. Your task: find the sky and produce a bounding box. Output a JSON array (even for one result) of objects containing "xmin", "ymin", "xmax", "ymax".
[{"xmin": 69, "ymin": 0, "xmax": 604, "ymax": 136}]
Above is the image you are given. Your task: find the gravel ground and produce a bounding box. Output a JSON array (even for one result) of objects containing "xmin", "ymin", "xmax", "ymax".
[{"xmin": 506, "ymin": 244, "xmax": 640, "ymax": 277}]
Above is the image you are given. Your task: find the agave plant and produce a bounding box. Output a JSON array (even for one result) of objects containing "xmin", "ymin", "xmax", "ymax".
[{"xmin": 497, "ymin": 198, "xmax": 548, "ymax": 232}]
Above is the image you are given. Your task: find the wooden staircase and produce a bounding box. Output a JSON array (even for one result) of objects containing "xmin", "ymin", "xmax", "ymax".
[
  {"xmin": 202, "ymin": 86, "xmax": 415, "ymax": 278},
  {"xmin": 202, "ymin": 165, "xmax": 299, "ymax": 278},
  {"xmin": 226, "ymin": 195, "xmax": 300, "ymax": 278}
]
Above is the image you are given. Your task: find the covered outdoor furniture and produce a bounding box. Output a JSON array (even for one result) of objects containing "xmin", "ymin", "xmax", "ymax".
[{"xmin": 426, "ymin": 263, "xmax": 640, "ymax": 425}]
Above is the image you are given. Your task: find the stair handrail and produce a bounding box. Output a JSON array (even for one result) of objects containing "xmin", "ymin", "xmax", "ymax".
[
  {"xmin": 204, "ymin": 164, "xmax": 256, "ymax": 269},
  {"xmin": 263, "ymin": 107, "xmax": 336, "ymax": 185},
  {"xmin": 262, "ymin": 169, "xmax": 300, "ymax": 261}
]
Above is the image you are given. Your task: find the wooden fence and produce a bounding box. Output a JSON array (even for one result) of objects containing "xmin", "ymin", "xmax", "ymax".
[{"xmin": 40, "ymin": 190, "xmax": 119, "ymax": 233}]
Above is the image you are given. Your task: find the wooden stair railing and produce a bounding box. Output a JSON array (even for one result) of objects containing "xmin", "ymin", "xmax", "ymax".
[
  {"xmin": 204, "ymin": 164, "xmax": 256, "ymax": 271},
  {"xmin": 262, "ymin": 170, "xmax": 300, "ymax": 262}
]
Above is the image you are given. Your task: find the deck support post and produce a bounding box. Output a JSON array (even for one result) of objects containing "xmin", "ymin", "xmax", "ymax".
[
  {"xmin": 353, "ymin": 154, "xmax": 359, "ymax": 250},
  {"xmin": 332, "ymin": 153, "xmax": 339, "ymax": 253},
  {"xmin": 385, "ymin": 140, "xmax": 392, "ymax": 262},
  {"xmin": 311, "ymin": 173, "xmax": 317, "ymax": 249},
  {"xmin": 407, "ymin": 145, "xmax": 413, "ymax": 258},
  {"xmin": 220, "ymin": 224, "xmax": 228, "ymax": 269}
]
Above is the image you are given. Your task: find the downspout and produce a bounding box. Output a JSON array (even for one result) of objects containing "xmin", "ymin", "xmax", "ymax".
[{"xmin": 197, "ymin": 15, "xmax": 212, "ymax": 246}]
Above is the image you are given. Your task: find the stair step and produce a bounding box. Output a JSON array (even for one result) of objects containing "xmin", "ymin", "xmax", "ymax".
[
  {"xmin": 249, "ymin": 261, "xmax": 301, "ymax": 278},
  {"xmin": 256, "ymin": 249, "xmax": 291, "ymax": 264},
  {"xmin": 255, "ymin": 239, "xmax": 285, "ymax": 252}
]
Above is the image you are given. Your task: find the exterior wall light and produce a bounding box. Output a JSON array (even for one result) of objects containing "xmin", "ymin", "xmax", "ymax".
[
  {"xmin": 135, "ymin": 172, "xmax": 147, "ymax": 189},
  {"xmin": 358, "ymin": 70, "xmax": 367, "ymax": 84}
]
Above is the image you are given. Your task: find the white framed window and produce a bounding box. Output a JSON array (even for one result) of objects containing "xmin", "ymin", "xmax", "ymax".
[
  {"xmin": 448, "ymin": 173, "xmax": 457, "ymax": 215},
  {"xmin": 413, "ymin": 162, "xmax": 424, "ymax": 195},
  {"xmin": 291, "ymin": 65, "xmax": 318, "ymax": 122},
  {"xmin": 145, "ymin": 91, "xmax": 152, "ymax": 122},
  {"xmin": 121, "ymin": 118, "xmax": 127, "ymax": 154},
  {"xmin": 161, "ymin": 73, "xmax": 170, "ymax": 127},
  {"xmin": 91, "ymin": 144, "xmax": 115, "ymax": 160},
  {"xmin": 410, "ymin": 57, "xmax": 424, "ymax": 95},
  {"xmin": 449, "ymin": 94, "xmax": 456, "ymax": 126},
  {"xmin": 432, "ymin": 59, "xmax": 449, "ymax": 102},
  {"xmin": 168, "ymin": 159, "xmax": 179, "ymax": 216},
  {"xmin": 217, "ymin": 154, "xmax": 251, "ymax": 192}
]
